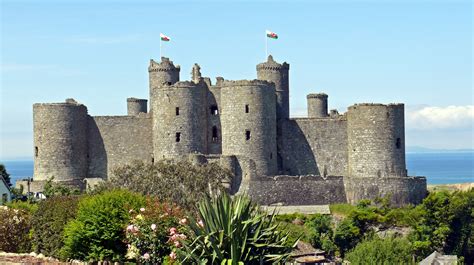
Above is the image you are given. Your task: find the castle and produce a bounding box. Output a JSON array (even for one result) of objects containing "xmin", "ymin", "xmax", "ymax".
[{"xmin": 29, "ymin": 55, "xmax": 427, "ymax": 206}]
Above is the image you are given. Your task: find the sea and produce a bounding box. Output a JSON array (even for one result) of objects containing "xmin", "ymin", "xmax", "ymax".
[{"xmin": 1, "ymin": 152, "xmax": 473, "ymax": 185}]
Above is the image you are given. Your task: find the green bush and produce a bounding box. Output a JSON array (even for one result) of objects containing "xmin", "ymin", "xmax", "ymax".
[
  {"xmin": 102, "ymin": 160, "xmax": 232, "ymax": 212},
  {"xmin": 345, "ymin": 236, "xmax": 415, "ymax": 265},
  {"xmin": 61, "ymin": 190, "xmax": 146, "ymax": 262},
  {"xmin": 5, "ymin": 200, "xmax": 38, "ymax": 214},
  {"xmin": 0, "ymin": 206, "xmax": 32, "ymax": 252},
  {"xmin": 305, "ymin": 214, "xmax": 336, "ymax": 255},
  {"xmin": 32, "ymin": 196, "xmax": 80, "ymax": 258},
  {"xmin": 178, "ymin": 194, "xmax": 297, "ymax": 264},
  {"xmin": 333, "ymin": 218, "xmax": 361, "ymax": 256}
]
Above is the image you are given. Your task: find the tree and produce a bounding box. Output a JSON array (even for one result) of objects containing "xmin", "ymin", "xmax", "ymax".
[
  {"xmin": 0, "ymin": 164, "xmax": 11, "ymax": 187},
  {"xmin": 345, "ymin": 236, "xmax": 415, "ymax": 265},
  {"xmin": 100, "ymin": 160, "xmax": 232, "ymax": 212}
]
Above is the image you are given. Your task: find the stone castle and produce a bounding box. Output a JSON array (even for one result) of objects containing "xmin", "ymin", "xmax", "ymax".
[{"xmin": 30, "ymin": 55, "xmax": 427, "ymax": 206}]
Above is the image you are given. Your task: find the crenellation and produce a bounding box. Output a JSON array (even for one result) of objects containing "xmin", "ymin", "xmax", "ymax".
[{"xmin": 32, "ymin": 54, "xmax": 427, "ymax": 206}]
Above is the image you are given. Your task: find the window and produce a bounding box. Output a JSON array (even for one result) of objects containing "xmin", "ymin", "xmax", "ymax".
[
  {"xmin": 175, "ymin": 107, "xmax": 180, "ymax": 116},
  {"xmin": 176, "ymin": 132, "xmax": 181, "ymax": 142},
  {"xmin": 245, "ymin": 130, "xmax": 251, "ymax": 140},
  {"xmin": 35, "ymin": 147, "xmax": 38, "ymax": 157},
  {"xmin": 245, "ymin": 104, "xmax": 249, "ymax": 113},
  {"xmin": 210, "ymin": 105, "xmax": 219, "ymax": 115},
  {"xmin": 270, "ymin": 152, "xmax": 273, "ymax": 159},
  {"xmin": 212, "ymin": 126, "xmax": 218, "ymax": 142},
  {"xmin": 396, "ymin": 138, "xmax": 401, "ymax": 149}
]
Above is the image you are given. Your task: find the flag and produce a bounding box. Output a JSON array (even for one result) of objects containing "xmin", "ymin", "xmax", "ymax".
[
  {"xmin": 266, "ymin": 30, "xmax": 278, "ymax": 39},
  {"xmin": 160, "ymin": 33, "xmax": 170, "ymax": 42}
]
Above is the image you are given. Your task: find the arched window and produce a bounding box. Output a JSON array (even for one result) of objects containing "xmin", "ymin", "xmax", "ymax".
[{"xmin": 212, "ymin": 126, "xmax": 218, "ymax": 142}]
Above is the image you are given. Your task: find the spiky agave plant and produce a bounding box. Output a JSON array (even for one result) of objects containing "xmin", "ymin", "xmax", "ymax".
[{"xmin": 178, "ymin": 193, "xmax": 297, "ymax": 264}]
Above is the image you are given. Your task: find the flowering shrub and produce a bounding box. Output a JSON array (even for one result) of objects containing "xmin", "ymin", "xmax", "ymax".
[
  {"xmin": 125, "ymin": 198, "xmax": 186, "ymax": 264},
  {"xmin": 0, "ymin": 206, "xmax": 32, "ymax": 252}
]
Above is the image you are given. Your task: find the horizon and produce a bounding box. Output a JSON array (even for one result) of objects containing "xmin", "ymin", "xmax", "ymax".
[{"xmin": 1, "ymin": 0, "xmax": 473, "ymax": 160}]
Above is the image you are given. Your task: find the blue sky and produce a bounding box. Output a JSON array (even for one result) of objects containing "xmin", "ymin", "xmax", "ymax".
[{"xmin": 1, "ymin": 0, "xmax": 472, "ymax": 159}]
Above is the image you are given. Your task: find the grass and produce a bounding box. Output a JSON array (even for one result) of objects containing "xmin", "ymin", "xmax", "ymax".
[{"xmin": 329, "ymin": 203, "xmax": 356, "ymax": 217}]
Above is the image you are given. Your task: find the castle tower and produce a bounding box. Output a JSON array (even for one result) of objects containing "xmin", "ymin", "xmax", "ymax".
[
  {"xmin": 220, "ymin": 80, "xmax": 277, "ymax": 176},
  {"xmin": 152, "ymin": 81, "xmax": 208, "ymax": 160},
  {"xmin": 256, "ymin": 55, "xmax": 290, "ymax": 120},
  {"xmin": 307, "ymin": 93, "xmax": 329, "ymax": 118},
  {"xmin": 347, "ymin": 103, "xmax": 407, "ymax": 178},
  {"xmin": 33, "ymin": 99, "xmax": 88, "ymax": 182},
  {"xmin": 148, "ymin": 57, "xmax": 180, "ymax": 111},
  {"xmin": 127, "ymin": 98, "xmax": 148, "ymax": 115}
]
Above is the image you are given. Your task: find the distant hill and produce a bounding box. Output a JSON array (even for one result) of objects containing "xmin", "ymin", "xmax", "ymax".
[{"xmin": 407, "ymin": 146, "xmax": 474, "ymax": 153}]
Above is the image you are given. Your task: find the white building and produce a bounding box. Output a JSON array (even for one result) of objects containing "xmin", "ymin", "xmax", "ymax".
[{"xmin": 0, "ymin": 177, "xmax": 11, "ymax": 204}]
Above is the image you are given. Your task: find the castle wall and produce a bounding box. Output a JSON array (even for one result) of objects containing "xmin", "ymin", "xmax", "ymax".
[
  {"xmin": 307, "ymin": 93, "xmax": 328, "ymax": 118},
  {"xmin": 280, "ymin": 117, "xmax": 348, "ymax": 176},
  {"xmin": 88, "ymin": 115, "xmax": 152, "ymax": 179},
  {"xmin": 344, "ymin": 176, "xmax": 427, "ymax": 206},
  {"xmin": 221, "ymin": 80, "xmax": 277, "ymax": 176},
  {"xmin": 207, "ymin": 85, "xmax": 222, "ymax": 154},
  {"xmin": 247, "ymin": 175, "xmax": 346, "ymax": 206},
  {"xmin": 127, "ymin": 98, "xmax": 147, "ymax": 115},
  {"xmin": 149, "ymin": 57, "xmax": 180, "ymax": 112},
  {"xmin": 152, "ymin": 81, "xmax": 208, "ymax": 160},
  {"xmin": 33, "ymin": 102, "xmax": 88, "ymax": 181},
  {"xmin": 347, "ymin": 104, "xmax": 406, "ymax": 178}
]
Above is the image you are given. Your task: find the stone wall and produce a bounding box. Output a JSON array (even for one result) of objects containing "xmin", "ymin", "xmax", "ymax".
[
  {"xmin": 344, "ymin": 176, "xmax": 427, "ymax": 206},
  {"xmin": 127, "ymin": 98, "xmax": 147, "ymax": 115},
  {"xmin": 247, "ymin": 175, "xmax": 346, "ymax": 206},
  {"xmin": 307, "ymin": 93, "xmax": 328, "ymax": 118},
  {"xmin": 280, "ymin": 117, "xmax": 348, "ymax": 176},
  {"xmin": 207, "ymin": 85, "xmax": 222, "ymax": 154},
  {"xmin": 88, "ymin": 114, "xmax": 152, "ymax": 178}
]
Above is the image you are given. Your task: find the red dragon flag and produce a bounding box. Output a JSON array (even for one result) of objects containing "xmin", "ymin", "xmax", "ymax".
[
  {"xmin": 266, "ymin": 30, "xmax": 278, "ymax": 39},
  {"xmin": 160, "ymin": 33, "xmax": 170, "ymax": 42}
]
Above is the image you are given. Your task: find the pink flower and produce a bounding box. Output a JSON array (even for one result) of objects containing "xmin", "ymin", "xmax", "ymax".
[
  {"xmin": 197, "ymin": 220, "xmax": 204, "ymax": 228},
  {"xmin": 179, "ymin": 218, "xmax": 188, "ymax": 225},
  {"xmin": 126, "ymin": 224, "xmax": 134, "ymax": 232},
  {"xmin": 169, "ymin": 251, "xmax": 177, "ymax": 260},
  {"xmin": 143, "ymin": 253, "xmax": 150, "ymax": 260},
  {"xmin": 174, "ymin": 240, "xmax": 181, "ymax": 247},
  {"xmin": 140, "ymin": 207, "xmax": 145, "ymax": 212},
  {"xmin": 178, "ymin": 233, "xmax": 187, "ymax": 240},
  {"xmin": 169, "ymin": 227, "xmax": 177, "ymax": 235},
  {"xmin": 151, "ymin": 223, "xmax": 157, "ymax": 231}
]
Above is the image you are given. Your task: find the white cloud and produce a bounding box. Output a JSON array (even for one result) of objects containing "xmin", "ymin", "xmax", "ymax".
[{"xmin": 407, "ymin": 105, "xmax": 474, "ymax": 130}]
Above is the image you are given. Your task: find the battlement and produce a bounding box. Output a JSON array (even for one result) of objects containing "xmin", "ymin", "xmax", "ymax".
[
  {"xmin": 148, "ymin": 57, "xmax": 181, "ymax": 72},
  {"xmin": 349, "ymin": 103, "xmax": 404, "ymax": 109},
  {"xmin": 221, "ymin": 79, "xmax": 274, "ymax": 87},
  {"xmin": 162, "ymin": 80, "xmax": 201, "ymax": 88},
  {"xmin": 307, "ymin": 93, "xmax": 328, "ymax": 99},
  {"xmin": 127, "ymin": 97, "xmax": 147, "ymax": 103},
  {"xmin": 256, "ymin": 55, "xmax": 290, "ymax": 71},
  {"xmin": 34, "ymin": 98, "xmax": 85, "ymax": 108}
]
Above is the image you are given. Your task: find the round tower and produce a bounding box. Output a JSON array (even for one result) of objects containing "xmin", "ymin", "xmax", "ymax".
[
  {"xmin": 152, "ymin": 81, "xmax": 207, "ymax": 160},
  {"xmin": 127, "ymin": 98, "xmax": 148, "ymax": 115},
  {"xmin": 347, "ymin": 103, "xmax": 407, "ymax": 178},
  {"xmin": 307, "ymin": 93, "xmax": 328, "ymax": 118},
  {"xmin": 148, "ymin": 57, "xmax": 180, "ymax": 111},
  {"xmin": 220, "ymin": 80, "xmax": 277, "ymax": 176},
  {"xmin": 256, "ymin": 55, "xmax": 290, "ymax": 120},
  {"xmin": 33, "ymin": 99, "xmax": 88, "ymax": 182}
]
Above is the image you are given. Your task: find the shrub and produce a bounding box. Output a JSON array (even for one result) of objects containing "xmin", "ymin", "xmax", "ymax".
[
  {"xmin": 0, "ymin": 206, "xmax": 32, "ymax": 252},
  {"xmin": 305, "ymin": 214, "xmax": 336, "ymax": 255},
  {"xmin": 5, "ymin": 200, "xmax": 38, "ymax": 214},
  {"xmin": 31, "ymin": 196, "xmax": 80, "ymax": 258},
  {"xmin": 333, "ymin": 218, "xmax": 361, "ymax": 256},
  {"xmin": 102, "ymin": 160, "xmax": 232, "ymax": 212},
  {"xmin": 43, "ymin": 177, "xmax": 82, "ymax": 197},
  {"xmin": 125, "ymin": 198, "xmax": 185, "ymax": 264},
  {"xmin": 61, "ymin": 190, "xmax": 146, "ymax": 262},
  {"xmin": 178, "ymin": 194, "xmax": 297, "ymax": 264},
  {"xmin": 345, "ymin": 236, "xmax": 415, "ymax": 265}
]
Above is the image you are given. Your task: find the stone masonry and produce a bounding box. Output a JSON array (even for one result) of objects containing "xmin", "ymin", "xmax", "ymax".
[{"xmin": 30, "ymin": 55, "xmax": 427, "ymax": 206}]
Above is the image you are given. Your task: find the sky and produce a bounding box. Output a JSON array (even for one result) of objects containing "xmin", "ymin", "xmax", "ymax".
[{"xmin": 0, "ymin": 0, "xmax": 472, "ymax": 159}]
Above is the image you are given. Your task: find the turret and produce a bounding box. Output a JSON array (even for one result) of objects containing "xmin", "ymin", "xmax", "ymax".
[
  {"xmin": 256, "ymin": 55, "xmax": 290, "ymax": 120},
  {"xmin": 220, "ymin": 80, "xmax": 277, "ymax": 176},
  {"xmin": 33, "ymin": 99, "xmax": 88, "ymax": 182},
  {"xmin": 148, "ymin": 57, "xmax": 180, "ymax": 111},
  {"xmin": 347, "ymin": 103, "xmax": 407, "ymax": 178},
  {"xmin": 127, "ymin": 98, "xmax": 147, "ymax": 115},
  {"xmin": 307, "ymin": 93, "xmax": 328, "ymax": 118}
]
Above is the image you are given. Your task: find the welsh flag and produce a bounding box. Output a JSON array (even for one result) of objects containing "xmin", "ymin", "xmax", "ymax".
[
  {"xmin": 266, "ymin": 30, "xmax": 278, "ymax": 39},
  {"xmin": 160, "ymin": 33, "xmax": 170, "ymax": 42}
]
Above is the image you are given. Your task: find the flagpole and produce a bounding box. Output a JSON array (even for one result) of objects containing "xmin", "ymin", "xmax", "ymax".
[{"xmin": 160, "ymin": 39, "xmax": 162, "ymax": 58}]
